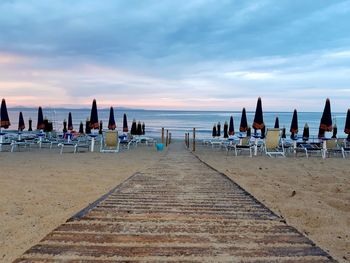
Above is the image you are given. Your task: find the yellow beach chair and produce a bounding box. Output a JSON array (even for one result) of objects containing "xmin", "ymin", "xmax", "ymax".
[
  {"xmin": 263, "ymin": 128, "xmax": 285, "ymax": 157},
  {"xmin": 100, "ymin": 131, "xmax": 120, "ymax": 153}
]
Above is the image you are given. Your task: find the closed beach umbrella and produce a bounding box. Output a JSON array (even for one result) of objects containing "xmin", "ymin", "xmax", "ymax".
[
  {"xmin": 79, "ymin": 121, "xmax": 84, "ymax": 134},
  {"xmin": 229, "ymin": 116, "xmax": 234, "ymax": 135},
  {"xmin": 223, "ymin": 121, "xmax": 228, "ymax": 138},
  {"xmin": 261, "ymin": 125, "xmax": 266, "ymax": 139},
  {"xmin": 123, "ymin": 113, "xmax": 128, "ymax": 132},
  {"xmin": 28, "ymin": 118, "xmax": 32, "ymax": 131},
  {"xmin": 281, "ymin": 127, "xmax": 286, "ymax": 139},
  {"xmin": 239, "ymin": 108, "xmax": 248, "ymax": 132},
  {"xmin": 131, "ymin": 119, "xmax": 137, "ymax": 135},
  {"xmin": 332, "ymin": 124, "xmax": 337, "ymax": 138},
  {"xmin": 142, "ymin": 122, "xmax": 145, "ymax": 135},
  {"xmin": 85, "ymin": 119, "xmax": 91, "ymax": 134},
  {"xmin": 212, "ymin": 124, "xmax": 217, "ymax": 137},
  {"xmin": 89, "ymin": 99, "xmax": 99, "ymax": 129},
  {"xmin": 217, "ymin": 122, "xmax": 221, "ymax": 137},
  {"xmin": 302, "ymin": 123, "xmax": 309, "ymax": 141},
  {"xmin": 37, "ymin": 106, "xmax": 44, "ymax": 130},
  {"xmin": 43, "ymin": 118, "xmax": 49, "ymax": 132},
  {"xmin": 137, "ymin": 121, "xmax": 142, "ymax": 135},
  {"xmin": 68, "ymin": 112, "xmax": 73, "ymax": 130},
  {"xmin": 18, "ymin": 112, "xmax": 25, "ymax": 131},
  {"xmin": 99, "ymin": 120, "xmax": 103, "ymax": 134},
  {"xmin": 253, "ymin": 97, "xmax": 264, "ymax": 131},
  {"xmin": 0, "ymin": 99, "xmax": 10, "ymax": 129},
  {"xmin": 108, "ymin": 106, "xmax": 116, "ymax": 130},
  {"xmin": 63, "ymin": 120, "xmax": 67, "ymax": 132},
  {"xmin": 318, "ymin": 98, "xmax": 332, "ymax": 138},
  {"xmin": 290, "ymin": 109, "xmax": 298, "ymax": 140},
  {"xmin": 344, "ymin": 109, "xmax": 350, "ymax": 141},
  {"xmin": 274, "ymin": 117, "xmax": 279, "ymax": 129},
  {"xmin": 247, "ymin": 126, "xmax": 251, "ymax": 137}
]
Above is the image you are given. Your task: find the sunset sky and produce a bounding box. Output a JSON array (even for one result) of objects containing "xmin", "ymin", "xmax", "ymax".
[{"xmin": 1, "ymin": 1, "xmax": 350, "ymax": 111}]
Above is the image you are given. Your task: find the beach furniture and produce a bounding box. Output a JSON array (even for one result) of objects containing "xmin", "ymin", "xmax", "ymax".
[
  {"xmin": 322, "ymin": 139, "xmax": 344, "ymax": 158},
  {"xmin": 58, "ymin": 135, "xmax": 90, "ymax": 154},
  {"xmin": 100, "ymin": 130, "xmax": 120, "ymax": 153},
  {"xmin": 341, "ymin": 139, "xmax": 350, "ymax": 157},
  {"xmin": 263, "ymin": 128, "xmax": 285, "ymax": 157},
  {"xmin": 300, "ymin": 143, "xmax": 323, "ymax": 158},
  {"xmin": 234, "ymin": 136, "xmax": 253, "ymax": 157}
]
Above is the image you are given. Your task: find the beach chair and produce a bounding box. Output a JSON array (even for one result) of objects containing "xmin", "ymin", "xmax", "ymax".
[
  {"xmin": 57, "ymin": 135, "xmax": 90, "ymax": 154},
  {"xmin": 301, "ymin": 143, "xmax": 323, "ymax": 158},
  {"xmin": 100, "ymin": 131, "xmax": 120, "ymax": 153},
  {"xmin": 322, "ymin": 139, "xmax": 344, "ymax": 158},
  {"xmin": 234, "ymin": 137, "xmax": 253, "ymax": 157},
  {"xmin": 341, "ymin": 140, "xmax": 350, "ymax": 158},
  {"xmin": 263, "ymin": 128, "xmax": 285, "ymax": 157}
]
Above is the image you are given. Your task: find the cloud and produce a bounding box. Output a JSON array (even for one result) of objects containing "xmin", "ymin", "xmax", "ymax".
[{"xmin": 0, "ymin": 1, "xmax": 349, "ymax": 111}]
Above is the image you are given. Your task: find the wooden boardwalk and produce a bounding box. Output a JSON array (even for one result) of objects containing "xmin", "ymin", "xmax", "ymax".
[{"xmin": 14, "ymin": 143, "xmax": 335, "ymax": 262}]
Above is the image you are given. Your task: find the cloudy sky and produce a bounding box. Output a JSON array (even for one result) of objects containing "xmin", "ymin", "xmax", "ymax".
[{"xmin": 1, "ymin": 0, "xmax": 350, "ymax": 111}]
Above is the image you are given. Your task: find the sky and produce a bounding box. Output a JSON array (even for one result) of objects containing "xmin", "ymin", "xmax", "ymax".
[{"xmin": 0, "ymin": 0, "xmax": 350, "ymax": 111}]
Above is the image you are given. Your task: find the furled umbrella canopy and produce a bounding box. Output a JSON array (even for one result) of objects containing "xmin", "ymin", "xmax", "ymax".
[
  {"xmin": 212, "ymin": 124, "xmax": 217, "ymax": 137},
  {"xmin": 290, "ymin": 109, "xmax": 298, "ymax": 140},
  {"xmin": 108, "ymin": 106, "xmax": 116, "ymax": 130},
  {"xmin": 63, "ymin": 120, "xmax": 67, "ymax": 132},
  {"xmin": 246, "ymin": 126, "xmax": 251, "ymax": 137},
  {"xmin": 43, "ymin": 118, "xmax": 49, "ymax": 132},
  {"xmin": 274, "ymin": 117, "xmax": 280, "ymax": 129},
  {"xmin": 229, "ymin": 116, "xmax": 234, "ymax": 136},
  {"xmin": 281, "ymin": 127, "xmax": 286, "ymax": 139},
  {"xmin": 131, "ymin": 119, "xmax": 137, "ymax": 135},
  {"xmin": 216, "ymin": 122, "xmax": 221, "ymax": 137},
  {"xmin": 332, "ymin": 124, "xmax": 337, "ymax": 139},
  {"xmin": 28, "ymin": 118, "xmax": 32, "ymax": 131},
  {"xmin": 253, "ymin": 97, "xmax": 264, "ymax": 131},
  {"xmin": 302, "ymin": 123, "xmax": 309, "ymax": 141},
  {"xmin": 344, "ymin": 109, "xmax": 350, "ymax": 141},
  {"xmin": 37, "ymin": 107, "xmax": 45, "ymax": 130},
  {"xmin": 79, "ymin": 121, "xmax": 84, "ymax": 134},
  {"xmin": 0, "ymin": 99, "xmax": 10, "ymax": 129},
  {"xmin": 137, "ymin": 121, "xmax": 142, "ymax": 135},
  {"xmin": 223, "ymin": 121, "xmax": 228, "ymax": 138},
  {"xmin": 123, "ymin": 113, "xmax": 128, "ymax": 133},
  {"xmin": 318, "ymin": 98, "xmax": 332, "ymax": 138},
  {"xmin": 261, "ymin": 125, "xmax": 266, "ymax": 139},
  {"xmin": 85, "ymin": 119, "xmax": 91, "ymax": 134},
  {"xmin": 99, "ymin": 120, "xmax": 103, "ymax": 134},
  {"xmin": 89, "ymin": 99, "xmax": 99, "ymax": 129},
  {"xmin": 239, "ymin": 108, "xmax": 248, "ymax": 132},
  {"xmin": 18, "ymin": 112, "xmax": 25, "ymax": 131},
  {"xmin": 142, "ymin": 122, "xmax": 145, "ymax": 135},
  {"xmin": 68, "ymin": 112, "xmax": 73, "ymax": 131}
]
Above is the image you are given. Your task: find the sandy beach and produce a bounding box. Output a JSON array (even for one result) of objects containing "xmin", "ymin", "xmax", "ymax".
[
  {"xmin": 195, "ymin": 145, "xmax": 350, "ymax": 262},
  {"xmin": 1, "ymin": 141, "xmax": 349, "ymax": 262},
  {"xmin": 0, "ymin": 145, "xmax": 164, "ymax": 263}
]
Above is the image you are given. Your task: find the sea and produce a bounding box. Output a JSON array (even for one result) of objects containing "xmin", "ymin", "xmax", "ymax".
[{"xmin": 5, "ymin": 108, "xmax": 348, "ymax": 139}]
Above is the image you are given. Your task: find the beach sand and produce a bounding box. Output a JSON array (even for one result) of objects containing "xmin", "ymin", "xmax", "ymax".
[
  {"xmin": 0, "ymin": 145, "xmax": 164, "ymax": 263},
  {"xmin": 195, "ymin": 145, "xmax": 350, "ymax": 263},
  {"xmin": 1, "ymin": 141, "xmax": 349, "ymax": 262}
]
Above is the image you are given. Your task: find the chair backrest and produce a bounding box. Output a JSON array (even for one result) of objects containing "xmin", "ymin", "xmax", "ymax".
[
  {"xmin": 326, "ymin": 139, "xmax": 337, "ymax": 149},
  {"xmin": 240, "ymin": 137, "xmax": 250, "ymax": 145},
  {"xmin": 265, "ymin": 128, "xmax": 280, "ymax": 149},
  {"xmin": 105, "ymin": 131, "xmax": 118, "ymax": 147}
]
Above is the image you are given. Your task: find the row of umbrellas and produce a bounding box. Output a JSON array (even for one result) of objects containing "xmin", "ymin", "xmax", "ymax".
[
  {"xmin": 0, "ymin": 99, "xmax": 146, "ymax": 135},
  {"xmin": 211, "ymin": 97, "xmax": 349, "ymax": 140}
]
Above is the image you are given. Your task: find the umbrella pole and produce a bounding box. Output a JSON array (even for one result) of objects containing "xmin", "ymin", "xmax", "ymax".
[
  {"xmin": 91, "ymin": 136, "xmax": 95, "ymax": 152},
  {"xmin": 0, "ymin": 127, "xmax": 2, "ymax": 152},
  {"xmin": 254, "ymin": 137, "xmax": 258, "ymax": 156}
]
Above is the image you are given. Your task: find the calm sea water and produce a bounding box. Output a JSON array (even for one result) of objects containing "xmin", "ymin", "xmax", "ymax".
[{"xmin": 5, "ymin": 108, "xmax": 348, "ymax": 139}]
